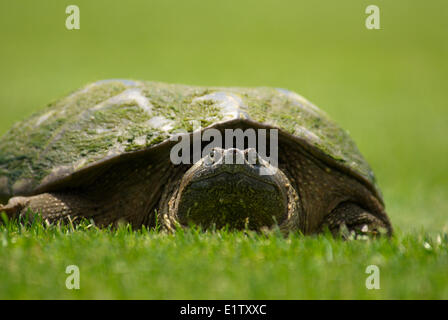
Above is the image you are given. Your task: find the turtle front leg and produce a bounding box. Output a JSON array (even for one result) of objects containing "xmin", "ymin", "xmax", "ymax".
[
  {"xmin": 0, "ymin": 193, "xmax": 99, "ymax": 225},
  {"xmin": 0, "ymin": 196, "xmax": 31, "ymax": 220},
  {"xmin": 321, "ymin": 202, "xmax": 392, "ymax": 238}
]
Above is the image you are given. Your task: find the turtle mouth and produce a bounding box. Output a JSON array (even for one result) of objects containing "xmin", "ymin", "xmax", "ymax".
[
  {"xmin": 189, "ymin": 171, "xmax": 277, "ymax": 191},
  {"xmin": 188, "ymin": 147, "xmax": 278, "ymax": 187},
  {"xmin": 190, "ymin": 165, "xmax": 278, "ymax": 187}
]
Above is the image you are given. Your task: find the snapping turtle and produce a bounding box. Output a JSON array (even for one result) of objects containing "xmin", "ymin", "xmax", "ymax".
[{"xmin": 0, "ymin": 80, "xmax": 392, "ymax": 235}]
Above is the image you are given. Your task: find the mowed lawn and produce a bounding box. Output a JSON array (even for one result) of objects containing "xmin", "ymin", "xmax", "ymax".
[
  {"xmin": 0, "ymin": 1, "xmax": 447, "ymax": 299},
  {"xmin": 1, "ymin": 220, "xmax": 448, "ymax": 299}
]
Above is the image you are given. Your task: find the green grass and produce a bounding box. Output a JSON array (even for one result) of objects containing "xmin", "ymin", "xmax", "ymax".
[
  {"xmin": 1, "ymin": 219, "xmax": 448, "ymax": 299},
  {"xmin": 1, "ymin": 0, "xmax": 447, "ymax": 299}
]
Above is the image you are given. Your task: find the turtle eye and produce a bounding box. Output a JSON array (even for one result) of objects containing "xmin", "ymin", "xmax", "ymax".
[{"xmin": 203, "ymin": 150, "xmax": 215, "ymax": 166}]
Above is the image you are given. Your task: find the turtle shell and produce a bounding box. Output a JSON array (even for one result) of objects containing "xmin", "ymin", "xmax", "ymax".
[{"xmin": 0, "ymin": 80, "xmax": 382, "ymax": 202}]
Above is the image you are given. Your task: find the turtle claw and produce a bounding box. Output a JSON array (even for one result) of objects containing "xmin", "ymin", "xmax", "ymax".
[{"xmin": 0, "ymin": 197, "xmax": 30, "ymax": 219}]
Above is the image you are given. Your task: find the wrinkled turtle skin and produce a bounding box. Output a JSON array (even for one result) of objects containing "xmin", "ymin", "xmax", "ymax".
[{"xmin": 0, "ymin": 80, "xmax": 392, "ymax": 236}]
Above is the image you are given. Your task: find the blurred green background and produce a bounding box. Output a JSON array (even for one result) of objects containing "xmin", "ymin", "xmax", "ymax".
[{"xmin": 0, "ymin": 0, "xmax": 447, "ymax": 233}]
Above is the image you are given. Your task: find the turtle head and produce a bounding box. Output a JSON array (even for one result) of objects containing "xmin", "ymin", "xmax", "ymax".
[{"xmin": 170, "ymin": 147, "xmax": 292, "ymax": 230}]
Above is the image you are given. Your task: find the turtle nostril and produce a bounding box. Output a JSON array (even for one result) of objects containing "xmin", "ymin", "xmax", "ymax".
[
  {"xmin": 254, "ymin": 154, "xmax": 261, "ymax": 165},
  {"xmin": 244, "ymin": 151, "xmax": 251, "ymax": 163},
  {"xmin": 245, "ymin": 149, "xmax": 259, "ymax": 165},
  {"xmin": 223, "ymin": 148, "xmax": 242, "ymax": 164}
]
